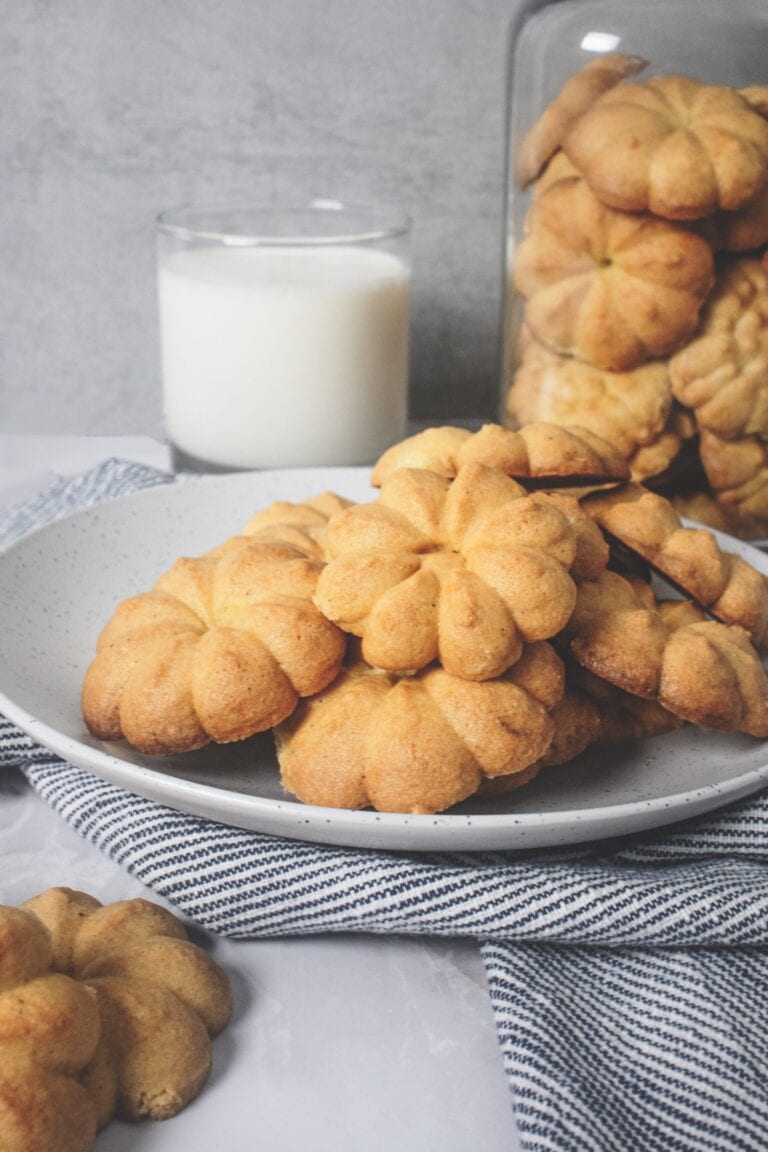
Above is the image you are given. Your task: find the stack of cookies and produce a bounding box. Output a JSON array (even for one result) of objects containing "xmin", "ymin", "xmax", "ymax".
[
  {"xmin": 505, "ymin": 56, "xmax": 768, "ymax": 540},
  {"xmin": 83, "ymin": 423, "xmax": 768, "ymax": 816}
]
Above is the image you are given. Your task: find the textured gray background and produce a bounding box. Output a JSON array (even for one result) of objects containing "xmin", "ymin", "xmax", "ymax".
[{"xmin": 1, "ymin": 0, "xmax": 523, "ymax": 437}]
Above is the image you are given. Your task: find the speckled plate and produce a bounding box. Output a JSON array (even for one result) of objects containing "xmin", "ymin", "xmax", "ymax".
[{"xmin": 1, "ymin": 467, "xmax": 768, "ymax": 852}]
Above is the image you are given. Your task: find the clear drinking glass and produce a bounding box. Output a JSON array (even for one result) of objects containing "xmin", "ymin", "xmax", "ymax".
[{"xmin": 157, "ymin": 200, "xmax": 411, "ymax": 471}]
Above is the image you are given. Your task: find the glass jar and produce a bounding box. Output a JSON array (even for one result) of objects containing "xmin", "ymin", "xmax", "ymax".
[{"xmin": 500, "ymin": 0, "xmax": 768, "ymax": 539}]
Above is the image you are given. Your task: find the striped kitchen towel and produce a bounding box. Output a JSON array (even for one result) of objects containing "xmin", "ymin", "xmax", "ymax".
[{"xmin": 2, "ymin": 459, "xmax": 768, "ymax": 1152}]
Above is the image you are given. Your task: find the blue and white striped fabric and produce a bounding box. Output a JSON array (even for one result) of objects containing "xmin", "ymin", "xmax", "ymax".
[{"xmin": 2, "ymin": 460, "xmax": 768, "ymax": 1152}]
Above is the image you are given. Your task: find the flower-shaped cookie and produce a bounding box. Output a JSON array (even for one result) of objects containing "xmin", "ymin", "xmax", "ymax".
[
  {"xmin": 275, "ymin": 641, "xmax": 564, "ymax": 813},
  {"xmin": 82, "ymin": 534, "xmax": 347, "ymax": 754},
  {"xmin": 315, "ymin": 463, "xmax": 579, "ymax": 680},
  {"xmin": 22, "ymin": 888, "xmax": 232, "ymax": 1126},
  {"xmin": 582, "ymin": 482, "xmax": 768, "ymax": 648},
  {"xmin": 565, "ymin": 570, "xmax": 768, "ymax": 735},
  {"xmin": 507, "ymin": 335, "xmax": 675, "ymax": 479},
  {"xmin": 564, "ymin": 75, "xmax": 768, "ymax": 219},
  {"xmin": 670, "ymin": 256, "xmax": 768, "ymax": 441},
  {"xmin": 371, "ymin": 420, "xmax": 629, "ymax": 487},
  {"xmin": 514, "ymin": 177, "xmax": 714, "ymax": 370},
  {"xmin": 517, "ymin": 53, "xmax": 647, "ymax": 187}
]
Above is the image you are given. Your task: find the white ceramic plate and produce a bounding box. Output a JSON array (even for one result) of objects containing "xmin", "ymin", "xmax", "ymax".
[{"xmin": 1, "ymin": 467, "xmax": 768, "ymax": 852}]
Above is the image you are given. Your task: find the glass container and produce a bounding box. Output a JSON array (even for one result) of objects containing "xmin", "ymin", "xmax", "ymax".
[
  {"xmin": 501, "ymin": 0, "xmax": 768, "ymax": 402},
  {"xmin": 500, "ymin": 0, "xmax": 768, "ymax": 539}
]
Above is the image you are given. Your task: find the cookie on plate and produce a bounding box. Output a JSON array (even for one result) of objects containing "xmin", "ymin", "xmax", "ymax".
[
  {"xmin": 82, "ymin": 532, "xmax": 347, "ymax": 754},
  {"xmin": 316, "ymin": 463, "xmax": 579, "ymax": 680},
  {"xmin": 275, "ymin": 641, "xmax": 564, "ymax": 814},
  {"xmin": 565, "ymin": 569, "xmax": 768, "ymax": 735},
  {"xmin": 582, "ymin": 482, "xmax": 768, "ymax": 647},
  {"xmin": 371, "ymin": 420, "xmax": 629, "ymax": 487}
]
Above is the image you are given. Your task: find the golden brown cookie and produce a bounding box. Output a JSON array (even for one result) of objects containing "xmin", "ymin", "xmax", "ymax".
[
  {"xmin": 582, "ymin": 482, "xmax": 768, "ymax": 647},
  {"xmin": 506, "ymin": 336, "xmax": 674, "ymax": 470},
  {"xmin": 316, "ymin": 463, "xmax": 578, "ymax": 680},
  {"xmin": 82, "ymin": 534, "xmax": 346, "ymax": 754},
  {"xmin": 517, "ymin": 53, "xmax": 647, "ymax": 187},
  {"xmin": 275, "ymin": 641, "xmax": 564, "ymax": 814},
  {"xmin": 564, "ymin": 75, "xmax": 768, "ymax": 219},
  {"xmin": 514, "ymin": 177, "xmax": 714, "ymax": 371},
  {"xmin": 371, "ymin": 421, "xmax": 629, "ymax": 487},
  {"xmin": 565, "ymin": 570, "xmax": 768, "ymax": 735},
  {"xmin": 669, "ymin": 256, "xmax": 768, "ymax": 441},
  {"xmin": 22, "ymin": 888, "xmax": 231, "ymax": 1126}
]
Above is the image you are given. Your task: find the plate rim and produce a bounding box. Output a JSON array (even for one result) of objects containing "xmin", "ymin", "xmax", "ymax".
[{"xmin": 2, "ymin": 467, "xmax": 768, "ymax": 852}]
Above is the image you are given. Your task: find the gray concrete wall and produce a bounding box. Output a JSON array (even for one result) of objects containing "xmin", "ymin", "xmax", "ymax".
[{"xmin": 0, "ymin": 0, "xmax": 521, "ymax": 437}]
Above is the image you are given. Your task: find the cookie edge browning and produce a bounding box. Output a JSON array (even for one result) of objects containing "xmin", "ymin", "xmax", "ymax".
[
  {"xmin": 372, "ymin": 422, "xmax": 630, "ymax": 488},
  {"xmin": 275, "ymin": 643, "xmax": 564, "ymax": 815},
  {"xmin": 566, "ymin": 570, "xmax": 768, "ymax": 736},
  {"xmin": 82, "ymin": 537, "xmax": 348, "ymax": 756},
  {"xmin": 582, "ymin": 482, "xmax": 768, "ymax": 649}
]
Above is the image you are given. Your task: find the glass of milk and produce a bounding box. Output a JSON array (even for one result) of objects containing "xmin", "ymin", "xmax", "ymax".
[{"xmin": 156, "ymin": 200, "xmax": 411, "ymax": 471}]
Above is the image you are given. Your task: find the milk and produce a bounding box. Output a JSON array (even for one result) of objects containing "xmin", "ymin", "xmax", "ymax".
[{"xmin": 158, "ymin": 244, "xmax": 410, "ymax": 469}]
